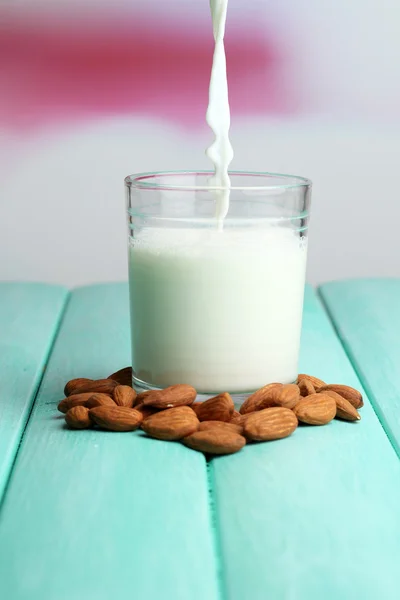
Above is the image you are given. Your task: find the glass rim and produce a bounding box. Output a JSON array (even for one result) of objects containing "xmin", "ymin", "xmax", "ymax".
[{"xmin": 124, "ymin": 170, "xmax": 312, "ymax": 191}]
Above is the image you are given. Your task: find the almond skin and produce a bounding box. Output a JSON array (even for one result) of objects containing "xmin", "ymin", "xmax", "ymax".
[
  {"xmin": 198, "ymin": 420, "xmax": 243, "ymax": 435},
  {"xmin": 85, "ymin": 393, "xmax": 116, "ymax": 409},
  {"xmin": 239, "ymin": 383, "xmax": 283, "ymax": 414},
  {"xmin": 243, "ymin": 407, "xmax": 298, "ymax": 441},
  {"xmin": 298, "ymin": 379, "xmax": 316, "ymax": 397},
  {"xmin": 142, "ymin": 406, "xmax": 199, "ymax": 441},
  {"xmin": 89, "ymin": 406, "xmax": 143, "ymax": 431},
  {"xmin": 274, "ymin": 384, "xmax": 301, "ymax": 409},
  {"xmin": 134, "ymin": 403, "xmax": 160, "ymax": 419},
  {"xmin": 113, "ymin": 385, "xmax": 137, "ymax": 408},
  {"xmin": 191, "ymin": 402, "xmax": 203, "ymax": 417},
  {"xmin": 143, "ymin": 385, "xmax": 197, "ymax": 409},
  {"xmin": 297, "ymin": 374, "xmax": 326, "ymax": 390},
  {"xmin": 294, "ymin": 393, "xmax": 336, "ymax": 425},
  {"xmin": 135, "ymin": 390, "xmax": 153, "ymax": 404},
  {"xmin": 183, "ymin": 429, "xmax": 246, "ymax": 455},
  {"xmin": 65, "ymin": 406, "xmax": 93, "ymax": 429},
  {"xmin": 230, "ymin": 410, "xmax": 244, "ymax": 426},
  {"xmin": 196, "ymin": 393, "xmax": 234, "ymax": 422},
  {"xmin": 58, "ymin": 393, "xmax": 96, "ymax": 414},
  {"xmin": 64, "ymin": 378, "xmax": 94, "ymax": 397},
  {"xmin": 73, "ymin": 379, "xmax": 119, "ymax": 396},
  {"xmin": 323, "ymin": 390, "xmax": 361, "ymax": 421},
  {"xmin": 107, "ymin": 366, "xmax": 133, "ymax": 386},
  {"xmin": 318, "ymin": 384, "xmax": 364, "ymax": 409}
]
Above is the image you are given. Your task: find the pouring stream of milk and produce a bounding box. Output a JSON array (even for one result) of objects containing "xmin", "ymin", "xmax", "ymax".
[{"xmin": 206, "ymin": 0, "xmax": 234, "ymax": 224}]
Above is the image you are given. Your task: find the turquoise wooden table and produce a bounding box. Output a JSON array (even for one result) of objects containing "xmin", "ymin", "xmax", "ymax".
[{"xmin": 0, "ymin": 280, "xmax": 399, "ymax": 600}]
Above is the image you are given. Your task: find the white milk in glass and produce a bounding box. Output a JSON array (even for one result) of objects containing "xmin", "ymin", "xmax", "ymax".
[{"xmin": 129, "ymin": 227, "xmax": 307, "ymax": 393}]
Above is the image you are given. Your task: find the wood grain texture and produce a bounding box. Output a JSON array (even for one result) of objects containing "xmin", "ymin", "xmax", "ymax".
[
  {"xmin": 0, "ymin": 282, "xmax": 68, "ymax": 500},
  {"xmin": 319, "ymin": 279, "xmax": 400, "ymax": 457},
  {"xmin": 0, "ymin": 284, "xmax": 219, "ymax": 600},
  {"xmin": 210, "ymin": 286, "xmax": 400, "ymax": 600}
]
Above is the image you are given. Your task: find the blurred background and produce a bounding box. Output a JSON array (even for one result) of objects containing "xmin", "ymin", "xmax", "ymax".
[{"xmin": 1, "ymin": 0, "xmax": 399, "ymax": 287}]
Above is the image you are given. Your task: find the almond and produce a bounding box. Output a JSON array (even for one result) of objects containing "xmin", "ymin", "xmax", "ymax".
[
  {"xmin": 298, "ymin": 379, "xmax": 315, "ymax": 397},
  {"xmin": 134, "ymin": 403, "xmax": 160, "ymax": 419},
  {"xmin": 323, "ymin": 390, "xmax": 361, "ymax": 422},
  {"xmin": 65, "ymin": 406, "xmax": 93, "ymax": 429},
  {"xmin": 191, "ymin": 401, "xmax": 203, "ymax": 417},
  {"xmin": 230, "ymin": 410, "xmax": 244, "ymax": 426},
  {"xmin": 239, "ymin": 383, "xmax": 283, "ymax": 414},
  {"xmin": 58, "ymin": 393, "xmax": 96, "ymax": 414},
  {"xmin": 142, "ymin": 406, "xmax": 199, "ymax": 441},
  {"xmin": 318, "ymin": 384, "xmax": 364, "ymax": 409},
  {"xmin": 198, "ymin": 420, "xmax": 243, "ymax": 435},
  {"xmin": 275, "ymin": 384, "xmax": 300, "ymax": 409},
  {"xmin": 143, "ymin": 384, "xmax": 197, "ymax": 409},
  {"xmin": 73, "ymin": 379, "xmax": 119, "ymax": 396},
  {"xmin": 196, "ymin": 393, "xmax": 234, "ymax": 422},
  {"xmin": 135, "ymin": 390, "xmax": 153, "ymax": 404},
  {"xmin": 89, "ymin": 406, "xmax": 143, "ymax": 431},
  {"xmin": 294, "ymin": 393, "xmax": 336, "ymax": 425},
  {"xmin": 107, "ymin": 366, "xmax": 133, "ymax": 386},
  {"xmin": 64, "ymin": 378, "xmax": 94, "ymax": 397},
  {"xmin": 113, "ymin": 385, "xmax": 137, "ymax": 408},
  {"xmin": 85, "ymin": 393, "xmax": 116, "ymax": 409},
  {"xmin": 243, "ymin": 407, "xmax": 298, "ymax": 441},
  {"xmin": 297, "ymin": 374, "xmax": 326, "ymax": 390},
  {"xmin": 183, "ymin": 429, "xmax": 246, "ymax": 455}
]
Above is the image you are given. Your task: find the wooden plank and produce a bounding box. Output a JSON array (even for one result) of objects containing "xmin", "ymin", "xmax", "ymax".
[
  {"xmin": 0, "ymin": 284, "xmax": 220, "ymax": 600},
  {"xmin": 0, "ymin": 282, "xmax": 68, "ymax": 501},
  {"xmin": 210, "ymin": 286, "xmax": 400, "ymax": 600},
  {"xmin": 319, "ymin": 279, "xmax": 400, "ymax": 457}
]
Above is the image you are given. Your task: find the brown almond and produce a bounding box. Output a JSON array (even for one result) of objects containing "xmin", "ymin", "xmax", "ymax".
[
  {"xmin": 294, "ymin": 393, "xmax": 336, "ymax": 425},
  {"xmin": 89, "ymin": 406, "xmax": 143, "ymax": 431},
  {"xmin": 240, "ymin": 410, "xmax": 256, "ymax": 425},
  {"xmin": 64, "ymin": 378, "xmax": 94, "ymax": 397},
  {"xmin": 135, "ymin": 403, "xmax": 160, "ymax": 419},
  {"xmin": 244, "ymin": 407, "xmax": 298, "ymax": 441},
  {"xmin": 191, "ymin": 402, "xmax": 203, "ymax": 417},
  {"xmin": 73, "ymin": 379, "xmax": 119, "ymax": 396},
  {"xmin": 113, "ymin": 385, "xmax": 137, "ymax": 408},
  {"xmin": 183, "ymin": 429, "xmax": 246, "ymax": 455},
  {"xmin": 297, "ymin": 374, "xmax": 326, "ymax": 390},
  {"xmin": 85, "ymin": 393, "xmax": 116, "ymax": 409},
  {"xmin": 275, "ymin": 384, "xmax": 300, "ymax": 409},
  {"xmin": 107, "ymin": 366, "xmax": 133, "ymax": 386},
  {"xmin": 198, "ymin": 420, "xmax": 243, "ymax": 435},
  {"xmin": 318, "ymin": 384, "xmax": 364, "ymax": 409},
  {"xmin": 239, "ymin": 383, "xmax": 283, "ymax": 414},
  {"xmin": 196, "ymin": 393, "xmax": 234, "ymax": 422},
  {"xmin": 323, "ymin": 390, "xmax": 361, "ymax": 422},
  {"xmin": 135, "ymin": 390, "xmax": 153, "ymax": 404},
  {"xmin": 65, "ymin": 405, "xmax": 93, "ymax": 429},
  {"xmin": 298, "ymin": 379, "xmax": 316, "ymax": 397},
  {"xmin": 230, "ymin": 410, "xmax": 244, "ymax": 426},
  {"xmin": 143, "ymin": 384, "xmax": 197, "ymax": 409},
  {"xmin": 142, "ymin": 406, "xmax": 199, "ymax": 441},
  {"xmin": 58, "ymin": 393, "xmax": 96, "ymax": 414}
]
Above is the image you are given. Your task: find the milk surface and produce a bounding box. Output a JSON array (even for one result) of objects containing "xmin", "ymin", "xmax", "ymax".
[{"xmin": 129, "ymin": 227, "xmax": 307, "ymax": 393}]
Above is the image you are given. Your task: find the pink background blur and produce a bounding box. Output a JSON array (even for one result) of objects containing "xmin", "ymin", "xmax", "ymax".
[{"xmin": 1, "ymin": 1, "xmax": 400, "ymax": 285}]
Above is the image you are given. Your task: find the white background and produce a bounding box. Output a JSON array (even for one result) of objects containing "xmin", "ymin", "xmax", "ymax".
[
  {"xmin": 1, "ymin": 0, "xmax": 400, "ymax": 287},
  {"xmin": 2, "ymin": 116, "xmax": 400, "ymax": 287}
]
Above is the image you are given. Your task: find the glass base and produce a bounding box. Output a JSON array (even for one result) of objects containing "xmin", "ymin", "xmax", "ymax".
[{"xmin": 132, "ymin": 374, "xmax": 251, "ymax": 408}]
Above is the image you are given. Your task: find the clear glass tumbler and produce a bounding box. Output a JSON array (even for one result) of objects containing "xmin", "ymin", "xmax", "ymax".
[{"xmin": 125, "ymin": 171, "xmax": 311, "ymax": 397}]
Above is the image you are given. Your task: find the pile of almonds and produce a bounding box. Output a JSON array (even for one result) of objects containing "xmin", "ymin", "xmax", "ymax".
[{"xmin": 58, "ymin": 367, "xmax": 363, "ymax": 456}]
